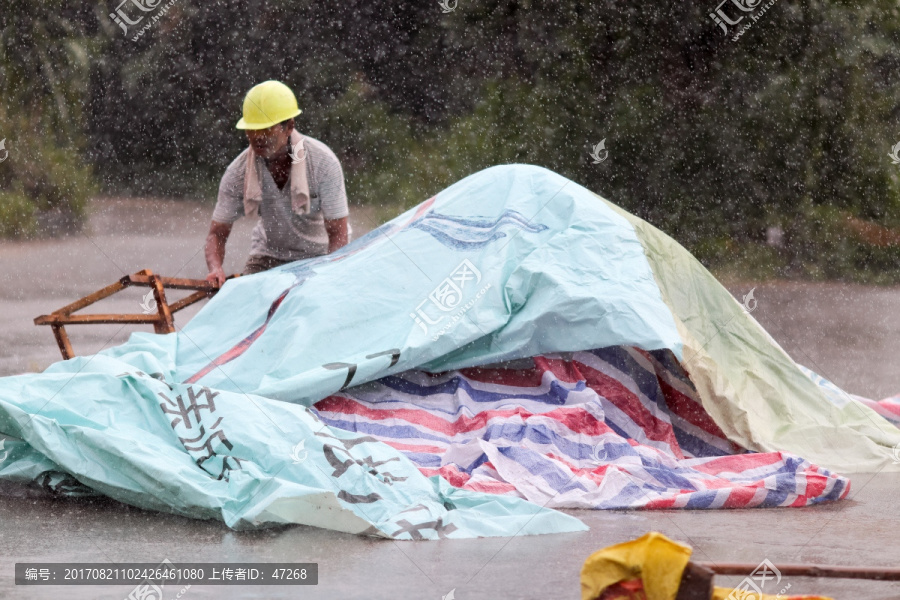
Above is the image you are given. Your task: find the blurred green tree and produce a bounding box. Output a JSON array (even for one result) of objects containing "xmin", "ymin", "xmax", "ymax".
[
  {"xmin": 5, "ymin": 0, "xmax": 900, "ymax": 280},
  {"xmin": 0, "ymin": 1, "xmax": 97, "ymax": 236}
]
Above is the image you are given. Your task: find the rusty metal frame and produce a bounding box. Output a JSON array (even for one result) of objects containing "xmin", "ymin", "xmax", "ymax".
[{"xmin": 34, "ymin": 269, "xmax": 234, "ymax": 360}]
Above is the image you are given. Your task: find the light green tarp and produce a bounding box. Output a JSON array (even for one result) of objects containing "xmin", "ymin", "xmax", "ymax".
[{"xmin": 605, "ymin": 199, "xmax": 900, "ymax": 473}]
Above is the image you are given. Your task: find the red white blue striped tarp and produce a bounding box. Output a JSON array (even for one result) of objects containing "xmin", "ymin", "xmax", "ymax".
[{"xmin": 313, "ymin": 346, "xmax": 850, "ymax": 510}]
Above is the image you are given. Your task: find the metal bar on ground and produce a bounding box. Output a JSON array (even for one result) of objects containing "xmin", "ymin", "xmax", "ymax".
[{"xmin": 695, "ymin": 563, "xmax": 900, "ymax": 581}]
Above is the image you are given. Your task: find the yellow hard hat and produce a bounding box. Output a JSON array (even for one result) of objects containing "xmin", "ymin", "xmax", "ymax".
[{"xmin": 236, "ymin": 80, "xmax": 302, "ymax": 130}]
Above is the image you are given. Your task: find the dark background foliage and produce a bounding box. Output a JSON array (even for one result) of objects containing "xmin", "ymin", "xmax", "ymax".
[{"xmin": 3, "ymin": 0, "xmax": 900, "ymax": 279}]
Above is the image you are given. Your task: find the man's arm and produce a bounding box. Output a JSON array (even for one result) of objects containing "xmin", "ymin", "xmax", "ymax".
[
  {"xmin": 325, "ymin": 216, "xmax": 348, "ymax": 253},
  {"xmin": 205, "ymin": 220, "xmax": 233, "ymax": 286},
  {"xmin": 317, "ymin": 154, "xmax": 349, "ymax": 254}
]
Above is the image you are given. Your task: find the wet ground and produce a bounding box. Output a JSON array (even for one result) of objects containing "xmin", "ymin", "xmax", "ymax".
[{"xmin": 0, "ymin": 198, "xmax": 898, "ymax": 599}]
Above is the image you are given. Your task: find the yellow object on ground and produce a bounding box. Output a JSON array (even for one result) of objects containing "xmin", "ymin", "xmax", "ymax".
[
  {"xmin": 236, "ymin": 80, "xmax": 302, "ymax": 130},
  {"xmin": 581, "ymin": 532, "xmax": 833, "ymax": 600},
  {"xmin": 580, "ymin": 532, "xmax": 692, "ymax": 600}
]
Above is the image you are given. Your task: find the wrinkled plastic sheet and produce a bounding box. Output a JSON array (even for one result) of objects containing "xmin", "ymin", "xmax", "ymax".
[{"xmin": 0, "ymin": 163, "xmax": 682, "ymax": 537}]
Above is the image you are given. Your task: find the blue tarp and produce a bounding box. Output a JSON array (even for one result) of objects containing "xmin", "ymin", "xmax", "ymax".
[{"xmin": 0, "ymin": 164, "xmax": 684, "ymax": 538}]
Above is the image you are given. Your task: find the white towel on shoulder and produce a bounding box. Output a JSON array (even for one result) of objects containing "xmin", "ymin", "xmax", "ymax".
[{"xmin": 242, "ymin": 130, "xmax": 309, "ymax": 217}]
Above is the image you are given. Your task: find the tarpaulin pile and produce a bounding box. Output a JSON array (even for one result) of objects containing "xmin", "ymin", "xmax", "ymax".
[{"xmin": 0, "ymin": 164, "xmax": 897, "ymax": 539}]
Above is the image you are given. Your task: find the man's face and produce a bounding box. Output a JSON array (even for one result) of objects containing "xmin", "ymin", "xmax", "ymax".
[{"xmin": 246, "ymin": 122, "xmax": 292, "ymax": 159}]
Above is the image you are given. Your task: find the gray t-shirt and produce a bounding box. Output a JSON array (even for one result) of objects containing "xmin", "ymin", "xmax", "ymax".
[{"xmin": 212, "ymin": 135, "xmax": 349, "ymax": 261}]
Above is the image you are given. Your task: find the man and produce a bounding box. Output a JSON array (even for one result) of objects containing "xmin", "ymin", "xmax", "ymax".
[{"xmin": 205, "ymin": 80, "xmax": 349, "ymax": 286}]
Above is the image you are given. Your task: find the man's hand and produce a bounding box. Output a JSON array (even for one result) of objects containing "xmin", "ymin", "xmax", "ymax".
[
  {"xmin": 206, "ymin": 266, "xmax": 227, "ymax": 287},
  {"xmin": 205, "ymin": 220, "xmax": 233, "ymax": 287}
]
